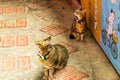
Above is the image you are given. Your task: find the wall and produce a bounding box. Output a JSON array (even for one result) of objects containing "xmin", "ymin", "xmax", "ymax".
[
  {"xmin": 81, "ymin": 0, "xmax": 120, "ymax": 75},
  {"xmin": 81, "ymin": 0, "xmax": 100, "ymax": 43}
]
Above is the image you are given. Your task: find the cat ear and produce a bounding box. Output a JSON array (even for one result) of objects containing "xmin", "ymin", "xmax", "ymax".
[
  {"xmin": 35, "ymin": 40, "xmax": 40, "ymax": 45},
  {"xmin": 45, "ymin": 36, "xmax": 51, "ymax": 44},
  {"xmin": 78, "ymin": 6, "xmax": 82, "ymax": 10},
  {"xmin": 46, "ymin": 36, "xmax": 51, "ymax": 41},
  {"xmin": 82, "ymin": 9, "xmax": 86, "ymax": 14}
]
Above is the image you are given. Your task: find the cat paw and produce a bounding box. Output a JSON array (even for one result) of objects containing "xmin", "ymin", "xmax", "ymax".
[
  {"xmin": 43, "ymin": 78, "xmax": 48, "ymax": 80},
  {"xmin": 76, "ymin": 38, "xmax": 80, "ymax": 41},
  {"xmin": 43, "ymin": 77, "xmax": 48, "ymax": 80},
  {"xmin": 81, "ymin": 40, "xmax": 84, "ymax": 42},
  {"xmin": 48, "ymin": 77, "xmax": 53, "ymax": 80}
]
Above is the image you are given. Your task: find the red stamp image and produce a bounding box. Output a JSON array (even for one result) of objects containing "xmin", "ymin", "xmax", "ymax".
[
  {"xmin": 2, "ymin": 57, "xmax": 15, "ymax": 71},
  {"xmin": 0, "ymin": 20, "xmax": 3, "ymax": 28},
  {"xmin": 16, "ymin": 35, "xmax": 28, "ymax": 46},
  {"xmin": 0, "ymin": 57, "xmax": 2, "ymax": 69},
  {"xmin": 5, "ymin": 6, "xmax": 14, "ymax": 13},
  {"xmin": 16, "ymin": 18, "xmax": 26, "ymax": 27},
  {"xmin": 0, "ymin": 7, "xmax": 3, "ymax": 14},
  {"xmin": 4, "ymin": 20, "xmax": 15, "ymax": 28},
  {"xmin": 17, "ymin": 56, "xmax": 31, "ymax": 70},
  {"xmin": 0, "ymin": 37, "xmax": 3, "ymax": 47},
  {"xmin": 16, "ymin": 6, "xmax": 25, "ymax": 13},
  {"xmin": 2, "ymin": 36, "xmax": 15, "ymax": 47}
]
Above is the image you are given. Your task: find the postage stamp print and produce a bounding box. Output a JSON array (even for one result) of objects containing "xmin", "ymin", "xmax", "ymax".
[
  {"xmin": 16, "ymin": 35, "xmax": 28, "ymax": 46},
  {"xmin": 2, "ymin": 57, "xmax": 15, "ymax": 71},
  {"xmin": 2, "ymin": 36, "xmax": 15, "ymax": 47},
  {"xmin": 17, "ymin": 56, "xmax": 31, "ymax": 70}
]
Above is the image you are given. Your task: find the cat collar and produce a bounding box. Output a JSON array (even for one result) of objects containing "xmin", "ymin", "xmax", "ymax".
[{"xmin": 37, "ymin": 53, "xmax": 46, "ymax": 60}]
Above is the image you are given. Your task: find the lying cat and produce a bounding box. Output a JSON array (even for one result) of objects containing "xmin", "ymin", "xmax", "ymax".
[
  {"xmin": 35, "ymin": 36, "xmax": 69, "ymax": 80},
  {"xmin": 69, "ymin": 8, "xmax": 87, "ymax": 41}
]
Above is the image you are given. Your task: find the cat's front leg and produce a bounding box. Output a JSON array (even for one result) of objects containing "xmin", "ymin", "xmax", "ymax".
[
  {"xmin": 80, "ymin": 33, "xmax": 84, "ymax": 41},
  {"xmin": 43, "ymin": 67, "xmax": 49, "ymax": 80},
  {"xmin": 49, "ymin": 68, "xmax": 55, "ymax": 80},
  {"xmin": 76, "ymin": 33, "xmax": 80, "ymax": 41}
]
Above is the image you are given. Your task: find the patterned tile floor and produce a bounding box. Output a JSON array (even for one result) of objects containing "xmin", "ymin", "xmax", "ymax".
[{"xmin": 0, "ymin": 0, "xmax": 119, "ymax": 80}]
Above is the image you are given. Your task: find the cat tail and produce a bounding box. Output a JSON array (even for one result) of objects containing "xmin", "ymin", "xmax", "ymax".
[
  {"xmin": 69, "ymin": 34, "xmax": 75, "ymax": 39},
  {"xmin": 31, "ymin": 65, "xmax": 44, "ymax": 80},
  {"xmin": 69, "ymin": 20, "xmax": 75, "ymax": 39}
]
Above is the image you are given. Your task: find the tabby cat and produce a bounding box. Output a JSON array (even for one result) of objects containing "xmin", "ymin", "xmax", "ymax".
[
  {"xmin": 35, "ymin": 36, "xmax": 69, "ymax": 80},
  {"xmin": 69, "ymin": 8, "xmax": 87, "ymax": 41}
]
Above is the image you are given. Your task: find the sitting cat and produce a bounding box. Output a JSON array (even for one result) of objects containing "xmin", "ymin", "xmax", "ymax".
[
  {"xmin": 35, "ymin": 36, "xmax": 69, "ymax": 80},
  {"xmin": 69, "ymin": 8, "xmax": 87, "ymax": 41}
]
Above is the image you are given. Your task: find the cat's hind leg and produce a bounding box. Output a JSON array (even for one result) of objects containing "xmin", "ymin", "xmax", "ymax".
[{"xmin": 76, "ymin": 33, "xmax": 80, "ymax": 41}]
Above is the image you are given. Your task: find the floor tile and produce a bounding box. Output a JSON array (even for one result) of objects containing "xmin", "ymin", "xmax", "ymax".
[
  {"xmin": 47, "ymin": 26, "xmax": 68, "ymax": 36},
  {"xmin": 54, "ymin": 65, "xmax": 88, "ymax": 80},
  {"xmin": 40, "ymin": 24, "xmax": 68, "ymax": 36},
  {"xmin": 62, "ymin": 71, "xmax": 89, "ymax": 80},
  {"xmin": 54, "ymin": 65, "xmax": 78, "ymax": 78},
  {"xmin": 58, "ymin": 42, "xmax": 77, "ymax": 53},
  {"xmin": 0, "ymin": 1, "xmax": 119, "ymax": 80},
  {"xmin": 40, "ymin": 25, "xmax": 57, "ymax": 32}
]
